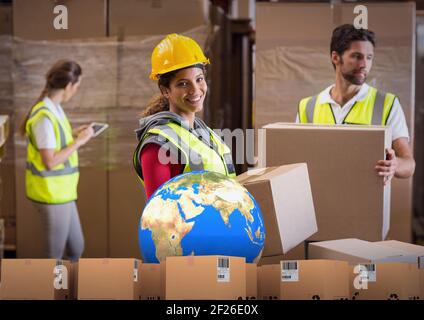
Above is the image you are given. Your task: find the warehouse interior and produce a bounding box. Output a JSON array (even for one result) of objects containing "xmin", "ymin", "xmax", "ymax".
[{"xmin": 0, "ymin": 0, "xmax": 424, "ymax": 301}]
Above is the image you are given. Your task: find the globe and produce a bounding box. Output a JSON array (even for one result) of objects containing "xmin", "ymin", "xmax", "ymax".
[{"xmin": 138, "ymin": 170, "xmax": 265, "ymax": 263}]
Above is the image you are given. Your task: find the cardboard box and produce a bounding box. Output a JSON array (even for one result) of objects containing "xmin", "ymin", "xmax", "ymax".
[
  {"xmin": 259, "ymin": 123, "xmax": 391, "ymax": 241},
  {"xmin": 375, "ymin": 240, "xmax": 424, "ymax": 263},
  {"xmin": 349, "ymin": 262, "xmax": 421, "ymax": 300},
  {"xmin": 308, "ymin": 239, "xmax": 418, "ymax": 264},
  {"xmin": 77, "ymin": 258, "xmax": 142, "ymax": 300},
  {"xmin": 13, "ymin": 0, "xmax": 107, "ymax": 40},
  {"xmin": 161, "ymin": 256, "xmax": 246, "ymax": 300},
  {"xmin": 257, "ymin": 264, "xmax": 280, "ymax": 300},
  {"xmin": 71, "ymin": 261, "xmax": 162, "ymax": 300},
  {"xmin": 0, "ymin": 259, "xmax": 71, "ymax": 300},
  {"xmin": 109, "ymin": 0, "xmax": 207, "ymax": 37},
  {"xmin": 140, "ymin": 263, "xmax": 161, "ymax": 300},
  {"xmin": 236, "ymin": 164, "xmax": 317, "ymax": 258},
  {"xmin": 246, "ymin": 263, "xmax": 257, "ymax": 300},
  {"xmin": 258, "ymin": 260, "xmax": 350, "ymax": 300},
  {"xmin": 375, "ymin": 240, "xmax": 424, "ymax": 298},
  {"xmin": 0, "ymin": 4, "xmax": 12, "ymax": 35}
]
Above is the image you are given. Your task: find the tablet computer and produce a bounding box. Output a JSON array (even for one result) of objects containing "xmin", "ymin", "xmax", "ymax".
[{"xmin": 91, "ymin": 122, "xmax": 109, "ymax": 137}]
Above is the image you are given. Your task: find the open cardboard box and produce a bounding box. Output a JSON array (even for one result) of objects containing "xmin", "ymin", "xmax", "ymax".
[{"xmin": 236, "ymin": 163, "xmax": 317, "ymax": 262}]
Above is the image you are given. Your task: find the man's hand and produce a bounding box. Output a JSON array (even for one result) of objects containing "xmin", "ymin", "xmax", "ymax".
[{"xmin": 375, "ymin": 148, "xmax": 397, "ymax": 186}]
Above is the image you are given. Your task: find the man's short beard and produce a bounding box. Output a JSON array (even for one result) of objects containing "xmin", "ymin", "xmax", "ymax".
[
  {"xmin": 342, "ymin": 72, "xmax": 366, "ymax": 85},
  {"xmin": 339, "ymin": 56, "xmax": 366, "ymax": 85}
]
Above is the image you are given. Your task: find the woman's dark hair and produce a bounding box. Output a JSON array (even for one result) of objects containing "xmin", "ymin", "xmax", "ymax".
[
  {"xmin": 20, "ymin": 59, "xmax": 82, "ymax": 135},
  {"xmin": 141, "ymin": 64, "xmax": 206, "ymax": 117},
  {"xmin": 330, "ymin": 24, "xmax": 376, "ymax": 69}
]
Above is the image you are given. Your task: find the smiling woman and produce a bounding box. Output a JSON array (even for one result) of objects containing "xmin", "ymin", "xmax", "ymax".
[{"xmin": 133, "ymin": 34, "xmax": 236, "ymax": 199}]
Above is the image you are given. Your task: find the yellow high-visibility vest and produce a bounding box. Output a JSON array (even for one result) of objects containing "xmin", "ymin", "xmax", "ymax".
[
  {"xmin": 298, "ymin": 86, "xmax": 397, "ymax": 125},
  {"xmin": 133, "ymin": 118, "xmax": 236, "ymax": 186},
  {"xmin": 25, "ymin": 101, "xmax": 79, "ymax": 204}
]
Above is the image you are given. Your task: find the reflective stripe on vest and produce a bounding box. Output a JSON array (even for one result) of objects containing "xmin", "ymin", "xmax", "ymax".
[
  {"xmin": 26, "ymin": 162, "xmax": 79, "ymax": 177},
  {"xmin": 133, "ymin": 121, "xmax": 236, "ymax": 186},
  {"xmin": 27, "ymin": 106, "xmax": 74, "ymax": 175},
  {"xmin": 299, "ymin": 86, "xmax": 396, "ymax": 125},
  {"xmin": 25, "ymin": 102, "xmax": 79, "ymax": 204}
]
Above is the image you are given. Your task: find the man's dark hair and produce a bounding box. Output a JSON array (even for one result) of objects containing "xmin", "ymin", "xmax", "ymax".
[{"xmin": 330, "ymin": 24, "xmax": 376, "ymax": 68}]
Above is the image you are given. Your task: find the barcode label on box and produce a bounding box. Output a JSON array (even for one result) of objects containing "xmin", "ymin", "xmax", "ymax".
[
  {"xmin": 134, "ymin": 260, "xmax": 139, "ymax": 282},
  {"xmin": 419, "ymin": 256, "xmax": 424, "ymax": 269},
  {"xmin": 281, "ymin": 261, "xmax": 299, "ymax": 282},
  {"xmin": 358, "ymin": 264, "xmax": 376, "ymax": 282},
  {"xmin": 217, "ymin": 257, "xmax": 230, "ymax": 282}
]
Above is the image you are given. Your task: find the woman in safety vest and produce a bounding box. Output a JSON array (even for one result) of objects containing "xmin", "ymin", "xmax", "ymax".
[
  {"xmin": 20, "ymin": 59, "xmax": 94, "ymax": 261},
  {"xmin": 133, "ymin": 34, "xmax": 236, "ymax": 199}
]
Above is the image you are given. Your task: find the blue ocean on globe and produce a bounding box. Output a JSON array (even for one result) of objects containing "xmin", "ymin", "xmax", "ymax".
[{"xmin": 138, "ymin": 170, "xmax": 265, "ymax": 263}]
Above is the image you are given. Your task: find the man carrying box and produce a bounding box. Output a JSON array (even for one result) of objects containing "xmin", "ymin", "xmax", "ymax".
[{"xmin": 296, "ymin": 24, "xmax": 415, "ymax": 185}]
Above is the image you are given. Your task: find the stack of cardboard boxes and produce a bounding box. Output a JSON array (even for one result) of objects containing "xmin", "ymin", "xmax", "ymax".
[
  {"xmin": 0, "ymin": 256, "xmax": 246, "ymax": 300},
  {"xmin": 1, "ymin": 239, "xmax": 421, "ymax": 300},
  {"xmin": 255, "ymin": 240, "xmax": 423, "ymax": 300}
]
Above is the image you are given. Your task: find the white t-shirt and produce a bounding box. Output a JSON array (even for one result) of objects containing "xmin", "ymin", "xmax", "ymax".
[
  {"xmin": 295, "ymin": 83, "xmax": 410, "ymax": 141},
  {"xmin": 32, "ymin": 97, "xmax": 67, "ymax": 149}
]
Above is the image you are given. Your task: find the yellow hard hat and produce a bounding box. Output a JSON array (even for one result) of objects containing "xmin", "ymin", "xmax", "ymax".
[{"xmin": 150, "ymin": 33, "xmax": 210, "ymax": 81}]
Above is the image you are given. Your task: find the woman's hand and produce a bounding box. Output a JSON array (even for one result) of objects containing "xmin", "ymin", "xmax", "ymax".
[
  {"xmin": 72, "ymin": 124, "xmax": 90, "ymax": 137},
  {"xmin": 40, "ymin": 126, "xmax": 94, "ymax": 170},
  {"xmin": 75, "ymin": 126, "xmax": 94, "ymax": 147}
]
